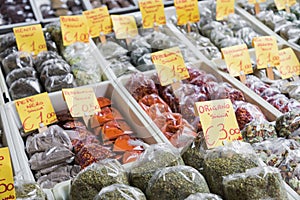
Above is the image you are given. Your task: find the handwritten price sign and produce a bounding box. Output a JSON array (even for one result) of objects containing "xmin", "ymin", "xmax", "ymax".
[
  {"xmin": 60, "ymin": 15, "xmax": 89, "ymax": 46},
  {"xmin": 62, "ymin": 87, "xmax": 101, "ymax": 117},
  {"xmin": 274, "ymin": 0, "xmax": 296, "ymax": 10},
  {"xmin": 221, "ymin": 44, "xmax": 253, "ymax": 77},
  {"xmin": 151, "ymin": 47, "xmax": 189, "ymax": 86},
  {"xmin": 139, "ymin": 0, "xmax": 166, "ymax": 28},
  {"xmin": 174, "ymin": 0, "xmax": 200, "ymax": 25},
  {"xmin": 15, "ymin": 93, "xmax": 57, "ymax": 133},
  {"xmin": 216, "ymin": 0, "xmax": 235, "ymax": 21},
  {"xmin": 277, "ymin": 48, "xmax": 300, "ymax": 79},
  {"xmin": 83, "ymin": 6, "xmax": 112, "ymax": 38},
  {"xmin": 0, "ymin": 148, "xmax": 16, "ymax": 200},
  {"xmin": 195, "ymin": 99, "xmax": 242, "ymax": 149},
  {"xmin": 253, "ymin": 36, "xmax": 280, "ymax": 69},
  {"xmin": 13, "ymin": 24, "xmax": 47, "ymax": 55},
  {"xmin": 111, "ymin": 15, "xmax": 138, "ymax": 39}
]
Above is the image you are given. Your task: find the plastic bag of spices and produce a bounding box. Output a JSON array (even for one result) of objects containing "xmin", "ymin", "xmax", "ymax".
[
  {"xmin": 15, "ymin": 180, "xmax": 46, "ymax": 200},
  {"xmin": 146, "ymin": 165, "xmax": 210, "ymax": 200},
  {"xmin": 202, "ymin": 141, "xmax": 260, "ymax": 197},
  {"xmin": 98, "ymin": 41, "xmax": 128, "ymax": 60},
  {"xmin": 34, "ymin": 51, "xmax": 62, "ymax": 71},
  {"xmin": 9, "ymin": 78, "xmax": 42, "ymax": 100},
  {"xmin": 223, "ymin": 166, "xmax": 288, "ymax": 200},
  {"xmin": 0, "ymin": 32, "xmax": 16, "ymax": 52},
  {"xmin": 44, "ymin": 73, "xmax": 76, "ymax": 92},
  {"xmin": 94, "ymin": 184, "xmax": 146, "ymax": 200},
  {"xmin": 184, "ymin": 193, "xmax": 222, "ymax": 200},
  {"xmin": 275, "ymin": 111, "xmax": 300, "ymax": 138},
  {"xmin": 2, "ymin": 51, "xmax": 34, "ymax": 76},
  {"xmin": 210, "ymin": 82, "xmax": 245, "ymax": 103},
  {"xmin": 6, "ymin": 67, "xmax": 37, "ymax": 87},
  {"xmin": 70, "ymin": 159, "xmax": 129, "ymax": 200},
  {"xmin": 129, "ymin": 143, "xmax": 184, "ymax": 192}
]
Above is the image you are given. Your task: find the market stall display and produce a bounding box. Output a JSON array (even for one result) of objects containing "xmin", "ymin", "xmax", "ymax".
[{"xmin": 89, "ymin": 0, "xmax": 137, "ymax": 13}]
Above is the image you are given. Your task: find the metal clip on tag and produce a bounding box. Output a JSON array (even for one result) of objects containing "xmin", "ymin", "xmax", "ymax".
[{"xmin": 38, "ymin": 123, "xmax": 47, "ymax": 133}]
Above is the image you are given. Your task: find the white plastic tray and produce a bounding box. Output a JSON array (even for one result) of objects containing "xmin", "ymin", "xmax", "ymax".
[{"xmin": 4, "ymin": 80, "xmax": 163, "ymax": 198}]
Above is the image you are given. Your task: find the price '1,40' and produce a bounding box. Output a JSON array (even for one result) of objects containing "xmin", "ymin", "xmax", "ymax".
[
  {"xmin": 22, "ymin": 111, "xmax": 56, "ymax": 131},
  {"xmin": 205, "ymin": 123, "xmax": 241, "ymax": 146}
]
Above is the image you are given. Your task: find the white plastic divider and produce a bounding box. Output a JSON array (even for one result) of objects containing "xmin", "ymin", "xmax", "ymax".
[{"xmin": 4, "ymin": 80, "xmax": 163, "ymax": 199}]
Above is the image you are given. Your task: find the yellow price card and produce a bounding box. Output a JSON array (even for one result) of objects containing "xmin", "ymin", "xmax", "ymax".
[
  {"xmin": 139, "ymin": 0, "xmax": 166, "ymax": 28},
  {"xmin": 83, "ymin": 6, "xmax": 112, "ymax": 38},
  {"xmin": 277, "ymin": 48, "xmax": 300, "ymax": 79},
  {"xmin": 13, "ymin": 24, "xmax": 47, "ymax": 55},
  {"xmin": 62, "ymin": 87, "xmax": 101, "ymax": 117},
  {"xmin": 253, "ymin": 36, "xmax": 280, "ymax": 69},
  {"xmin": 60, "ymin": 15, "xmax": 89, "ymax": 46},
  {"xmin": 151, "ymin": 47, "xmax": 190, "ymax": 86},
  {"xmin": 216, "ymin": 0, "xmax": 235, "ymax": 21},
  {"xmin": 15, "ymin": 93, "xmax": 57, "ymax": 133},
  {"xmin": 174, "ymin": 0, "xmax": 200, "ymax": 25},
  {"xmin": 111, "ymin": 15, "xmax": 138, "ymax": 39},
  {"xmin": 275, "ymin": 0, "xmax": 296, "ymax": 10},
  {"xmin": 0, "ymin": 147, "xmax": 16, "ymax": 200},
  {"xmin": 221, "ymin": 44, "xmax": 253, "ymax": 77},
  {"xmin": 195, "ymin": 99, "xmax": 242, "ymax": 149}
]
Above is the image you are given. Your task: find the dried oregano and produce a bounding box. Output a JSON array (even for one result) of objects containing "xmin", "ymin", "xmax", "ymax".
[{"xmin": 15, "ymin": 182, "xmax": 45, "ymax": 200}]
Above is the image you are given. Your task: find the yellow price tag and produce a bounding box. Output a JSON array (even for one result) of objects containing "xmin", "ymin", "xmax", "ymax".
[
  {"xmin": 275, "ymin": 0, "xmax": 296, "ymax": 10},
  {"xmin": 221, "ymin": 44, "xmax": 253, "ymax": 77},
  {"xmin": 216, "ymin": 0, "xmax": 235, "ymax": 21},
  {"xmin": 60, "ymin": 15, "xmax": 89, "ymax": 46},
  {"xmin": 174, "ymin": 0, "xmax": 200, "ymax": 25},
  {"xmin": 0, "ymin": 147, "xmax": 16, "ymax": 200},
  {"xmin": 13, "ymin": 24, "xmax": 47, "ymax": 55},
  {"xmin": 253, "ymin": 36, "xmax": 280, "ymax": 69},
  {"xmin": 111, "ymin": 15, "xmax": 138, "ymax": 39},
  {"xmin": 195, "ymin": 99, "xmax": 242, "ymax": 149},
  {"xmin": 248, "ymin": 0, "xmax": 266, "ymax": 4},
  {"xmin": 277, "ymin": 48, "xmax": 300, "ymax": 79},
  {"xmin": 151, "ymin": 47, "xmax": 189, "ymax": 86},
  {"xmin": 62, "ymin": 87, "xmax": 101, "ymax": 117},
  {"xmin": 139, "ymin": 0, "xmax": 166, "ymax": 29},
  {"xmin": 83, "ymin": 6, "xmax": 112, "ymax": 38},
  {"xmin": 15, "ymin": 93, "xmax": 57, "ymax": 133}
]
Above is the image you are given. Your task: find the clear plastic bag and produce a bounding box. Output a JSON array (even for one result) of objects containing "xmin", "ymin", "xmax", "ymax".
[
  {"xmin": 146, "ymin": 165, "xmax": 210, "ymax": 200},
  {"xmin": 289, "ymin": 161, "xmax": 300, "ymax": 195},
  {"xmin": 233, "ymin": 101, "xmax": 266, "ymax": 130},
  {"xmin": 0, "ymin": 32, "xmax": 16, "ymax": 52},
  {"xmin": 70, "ymin": 159, "xmax": 129, "ymax": 200},
  {"xmin": 15, "ymin": 180, "xmax": 46, "ymax": 200},
  {"xmin": 94, "ymin": 184, "xmax": 146, "ymax": 200},
  {"xmin": 2, "ymin": 51, "xmax": 33, "ymax": 76},
  {"xmin": 9, "ymin": 78, "xmax": 42, "ymax": 100},
  {"xmin": 44, "ymin": 73, "xmax": 76, "ymax": 92},
  {"xmin": 223, "ymin": 166, "xmax": 288, "ymax": 200},
  {"xmin": 129, "ymin": 143, "xmax": 184, "ymax": 192},
  {"xmin": 210, "ymin": 83, "xmax": 245, "ymax": 103},
  {"xmin": 29, "ymin": 146, "xmax": 74, "ymax": 171},
  {"xmin": 25, "ymin": 125, "xmax": 72, "ymax": 156},
  {"xmin": 202, "ymin": 141, "xmax": 260, "ymax": 197},
  {"xmin": 34, "ymin": 51, "xmax": 62, "ymax": 70},
  {"xmin": 6, "ymin": 67, "xmax": 37, "ymax": 87},
  {"xmin": 125, "ymin": 73, "xmax": 158, "ymax": 101},
  {"xmin": 98, "ymin": 41, "xmax": 128, "ymax": 59},
  {"xmin": 38, "ymin": 58, "xmax": 70, "ymax": 76},
  {"xmin": 184, "ymin": 193, "xmax": 223, "ymax": 200},
  {"xmin": 275, "ymin": 111, "xmax": 300, "ymax": 138}
]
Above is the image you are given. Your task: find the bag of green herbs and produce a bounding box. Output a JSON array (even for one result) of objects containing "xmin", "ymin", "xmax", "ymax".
[
  {"xmin": 94, "ymin": 184, "xmax": 146, "ymax": 200},
  {"xmin": 129, "ymin": 143, "xmax": 184, "ymax": 192},
  {"xmin": 145, "ymin": 165, "xmax": 209, "ymax": 200},
  {"xmin": 275, "ymin": 110, "xmax": 300, "ymax": 138},
  {"xmin": 182, "ymin": 135, "xmax": 207, "ymax": 172},
  {"xmin": 70, "ymin": 159, "xmax": 129, "ymax": 200},
  {"xmin": 202, "ymin": 141, "xmax": 260, "ymax": 197},
  {"xmin": 223, "ymin": 166, "xmax": 288, "ymax": 200},
  {"xmin": 184, "ymin": 193, "xmax": 223, "ymax": 200},
  {"xmin": 15, "ymin": 180, "xmax": 46, "ymax": 200}
]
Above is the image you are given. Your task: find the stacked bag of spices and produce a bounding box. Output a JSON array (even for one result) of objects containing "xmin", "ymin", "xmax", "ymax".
[{"xmin": 125, "ymin": 66, "xmax": 267, "ymax": 148}]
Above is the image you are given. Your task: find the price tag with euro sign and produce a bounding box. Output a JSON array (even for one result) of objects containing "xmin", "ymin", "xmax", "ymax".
[
  {"xmin": 60, "ymin": 15, "xmax": 89, "ymax": 46},
  {"xmin": 216, "ymin": 0, "xmax": 235, "ymax": 21},
  {"xmin": 277, "ymin": 48, "xmax": 300, "ymax": 79},
  {"xmin": 151, "ymin": 47, "xmax": 190, "ymax": 86},
  {"xmin": 0, "ymin": 147, "xmax": 15, "ymax": 200},
  {"xmin": 139, "ymin": 0, "xmax": 166, "ymax": 29},
  {"xmin": 111, "ymin": 15, "xmax": 138, "ymax": 39},
  {"xmin": 253, "ymin": 36, "xmax": 280, "ymax": 69},
  {"xmin": 62, "ymin": 87, "xmax": 101, "ymax": 118},
  {"xmin": 83, "ymin": 6, "xmax": 113, "ymax": 38},
  {"xmin": 221, "ymin": 44, "xmax": 253, "ymax": 77},
  {"xmin": 13, "ymin": 24, "xmax": 47, "ymax": 55},
  {"xmin": 195, "ymin": 99, "xmax": 243, "ymax": 149},
  {"xmin": 174, "ymin": 0, "xmax": 200, "ymax": 25},
  {"xmin": 274, "ymin": 0, "xmax": 296, "ymax": 10},
  {"xmin": 15, "ymin": 93, "xmax": 57, "ymax": 133}
]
